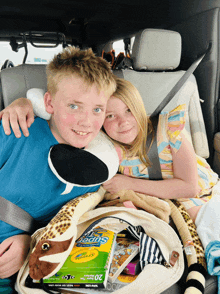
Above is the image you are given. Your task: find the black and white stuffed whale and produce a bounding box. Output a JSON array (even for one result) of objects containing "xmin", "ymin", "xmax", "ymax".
[{"xmin": 48, "ymin": 131, "xmax": 119, "ymax": 194}]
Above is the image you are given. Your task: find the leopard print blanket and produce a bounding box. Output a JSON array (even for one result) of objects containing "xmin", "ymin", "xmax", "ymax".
[{"xmin": 167, "ymin": 199, "xmax": 206, "ymax": 294}]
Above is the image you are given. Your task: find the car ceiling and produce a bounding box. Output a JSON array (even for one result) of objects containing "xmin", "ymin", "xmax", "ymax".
[{"xmin": 0, "ymin": 0, "xmax": 218, "ymax": 48}]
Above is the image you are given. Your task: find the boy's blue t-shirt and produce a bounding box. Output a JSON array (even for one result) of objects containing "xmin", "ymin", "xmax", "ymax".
[{"xmin": 0, "ymin": 117, "xmax": 100, "ymax": 243}]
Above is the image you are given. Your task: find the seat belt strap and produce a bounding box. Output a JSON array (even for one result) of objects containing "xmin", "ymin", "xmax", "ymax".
[
  {"xmin": 147, "ymin": 43, "xmax": 212, "ymax": 180},
  {"xmin": 0, "ymin": 195, "xmax": 38, "ymax": 234},
  {"xmin": 150, "ymin": 44, "xmax": 211, "ymax": 117},
  {"xmin": 146, "ymin": 114, "xmax": 162, "ymax": 180}
]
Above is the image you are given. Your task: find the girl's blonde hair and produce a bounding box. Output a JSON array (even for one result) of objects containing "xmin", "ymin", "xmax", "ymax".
[
  {"xmin": 46, "ymin": 46, "xmax": 116, "ymax": 97},
  {"xmin": 110, "ymin": 77, "xmax": 153, "ymax": 167}
]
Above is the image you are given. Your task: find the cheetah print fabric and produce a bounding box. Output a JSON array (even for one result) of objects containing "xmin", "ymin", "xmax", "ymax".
[
  {"xmin": 171, "ymin": 199, "xmax": 206, "ymax": 269},
  {"xmin": 28, "ymin": 187, "xmax": 106, "ymax": 280},
  {"xmin": 167, "ymin": 199, "xmax": 206, "ymax": 293},
  {"xmin": 39, "ymin": 193, "xmax": 93, "ymax": 242}
]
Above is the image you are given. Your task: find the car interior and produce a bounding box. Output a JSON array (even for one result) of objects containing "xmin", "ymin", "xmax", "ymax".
[{"xmin": 0, "ymin": 0, "xmax": 220, "ymax": 293}]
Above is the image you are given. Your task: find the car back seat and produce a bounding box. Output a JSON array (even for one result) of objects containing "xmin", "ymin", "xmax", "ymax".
[
  {"xmin": 0, "ymin": 29, "xmax": 217, "ymax": 294},
  {"xmin": 0, "ymin": 30, "xmax": 210, "ymax": 162},
  {"xmin": 113, "ymin": 28, "xmax": 210, "ymax": 161}
]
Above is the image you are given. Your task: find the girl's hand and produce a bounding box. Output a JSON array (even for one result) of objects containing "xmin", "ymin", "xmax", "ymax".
[
  {"xmin": 0, "ymin": 98, "xmax": 35, "ymax": 138},
  {"xmin": 0, "ymin": 234, "xmax": 31, "ymax": 278},
  {"xmin": 102, "ymin": 174, "xmax": 134, "ymax": 194}
]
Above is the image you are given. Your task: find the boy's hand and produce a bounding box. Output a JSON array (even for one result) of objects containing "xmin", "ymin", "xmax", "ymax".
[
  {"xmin": 0, "ymin": 98, "xmax": 35, "ymax": 138},
  {"xmin": 0, "ymin": 234, "xmax": 31, "ymax": 278},
  {"xmin": 102, "ymin": 174, "xmax": 133, "ymax": 194}
]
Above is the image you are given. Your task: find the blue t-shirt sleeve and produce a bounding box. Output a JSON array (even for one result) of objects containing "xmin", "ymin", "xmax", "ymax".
[{"xmin": 0, "ymin": 122, "xmax": 21, "ymax": 168}]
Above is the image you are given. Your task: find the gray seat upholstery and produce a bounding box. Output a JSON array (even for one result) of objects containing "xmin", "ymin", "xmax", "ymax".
[{"xmin": 0, "ymin": 64, "xmax": 47, "ymax": 109}]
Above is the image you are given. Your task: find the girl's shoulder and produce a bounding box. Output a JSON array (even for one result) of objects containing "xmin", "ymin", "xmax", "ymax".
[
  {"xmin": 158, "ymin": 104, "xmax": 187, "ymax": 153},
  {"xmin": 160, "ymin": 104, "xmax": 186, "ymax": 130}
]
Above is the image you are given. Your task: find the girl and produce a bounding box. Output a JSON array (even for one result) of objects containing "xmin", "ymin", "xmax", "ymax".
[{"xmin": 101, "ymin": 77, "xmax": 219, "ymax": 223}]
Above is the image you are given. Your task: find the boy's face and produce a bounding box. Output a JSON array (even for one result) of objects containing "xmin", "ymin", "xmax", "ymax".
[{"xmin": 45, "ymin": 75, "xmax": 108, "ymax": 148}]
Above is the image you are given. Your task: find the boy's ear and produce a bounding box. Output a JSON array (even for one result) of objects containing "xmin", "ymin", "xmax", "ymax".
[{"xmin": 44, "ymin": 92, "xmax": 54, "ymax": 114}]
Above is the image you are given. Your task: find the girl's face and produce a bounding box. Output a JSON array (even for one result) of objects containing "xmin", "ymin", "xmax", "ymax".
[{"xmin": 103, "ymin": 96, "xmax": 139, "ymax": 144}]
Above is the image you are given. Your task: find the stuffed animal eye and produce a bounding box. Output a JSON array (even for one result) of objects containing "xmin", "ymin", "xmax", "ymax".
[{"xmin": 42, "ymin": 243, "xmax": 50, "ymax": 251}]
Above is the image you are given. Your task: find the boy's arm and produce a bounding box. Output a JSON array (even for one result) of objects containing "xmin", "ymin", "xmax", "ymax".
[
  {"xmin": 0, "ymin": 98, "xmax": 34, "ymax": 138},
  {"xmin": 0, "ymin": 234, "xmax": 31, "ymax": 278}
]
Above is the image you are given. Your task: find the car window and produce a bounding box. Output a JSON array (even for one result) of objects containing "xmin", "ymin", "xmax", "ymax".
[
  {"xmin": 113, "ymin": 40, "xmax": 124, "ymax": 55},
  {"xmin": 113, "ymin": 37, "xmax": 135, "ymax": 55},
  {"xmin": 0, "ymin": 41, "xmax": 63, "ymax": 67}
]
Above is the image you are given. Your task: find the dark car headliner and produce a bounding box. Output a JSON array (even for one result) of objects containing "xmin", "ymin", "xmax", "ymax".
[{"xmin": 1, "ymin": 0, "xmax": 219, "ymax": 48}]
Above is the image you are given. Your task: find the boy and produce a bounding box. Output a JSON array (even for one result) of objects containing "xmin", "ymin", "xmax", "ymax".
[{"xmin": 0, "ymin": 46, "xmax": 116, "ymax": 293}]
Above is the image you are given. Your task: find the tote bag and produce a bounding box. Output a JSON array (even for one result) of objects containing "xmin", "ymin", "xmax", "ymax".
[{"xmin": 16, "ymin": 206, "xmax": 184, "ymax": 294}]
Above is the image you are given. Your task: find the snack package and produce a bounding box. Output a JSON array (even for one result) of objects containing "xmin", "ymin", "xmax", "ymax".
[
  {"xmin": 108, "ymin": 237, "xmax": 139, "ymax": 283},
  {"xmin": 43, "ymin": 227, "xmax": 116, "ymax": 289},
  {"xmin": 122, "ymin": 256, "xmax": 141, "ymax": 276}
]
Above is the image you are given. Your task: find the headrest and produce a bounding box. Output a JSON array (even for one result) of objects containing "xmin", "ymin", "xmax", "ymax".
[
  {"xmin": 132, "ymin": 29, "xmax": 182, "ymax": 71},
  {"xmin": 1, "ymin": 64, "xmax": 47, "ymax": 108}
]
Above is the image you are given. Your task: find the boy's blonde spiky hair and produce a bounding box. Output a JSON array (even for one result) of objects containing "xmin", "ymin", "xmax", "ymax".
[{"xmin": 46, "ymin": 46, "xmax": 116, "ymax": 97}]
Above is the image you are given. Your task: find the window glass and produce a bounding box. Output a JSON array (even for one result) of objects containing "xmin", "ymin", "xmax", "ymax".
[
  {"xmin": 113, "ymin": 37, "xmax": 135, "ymax": 56},
  {"xmin": 113, "ymin": 40, "xmax": 124, "ymax": 55},
  {"xmin": 0, "ymin": 41, "xmax": 63, "ymax": 67}
]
